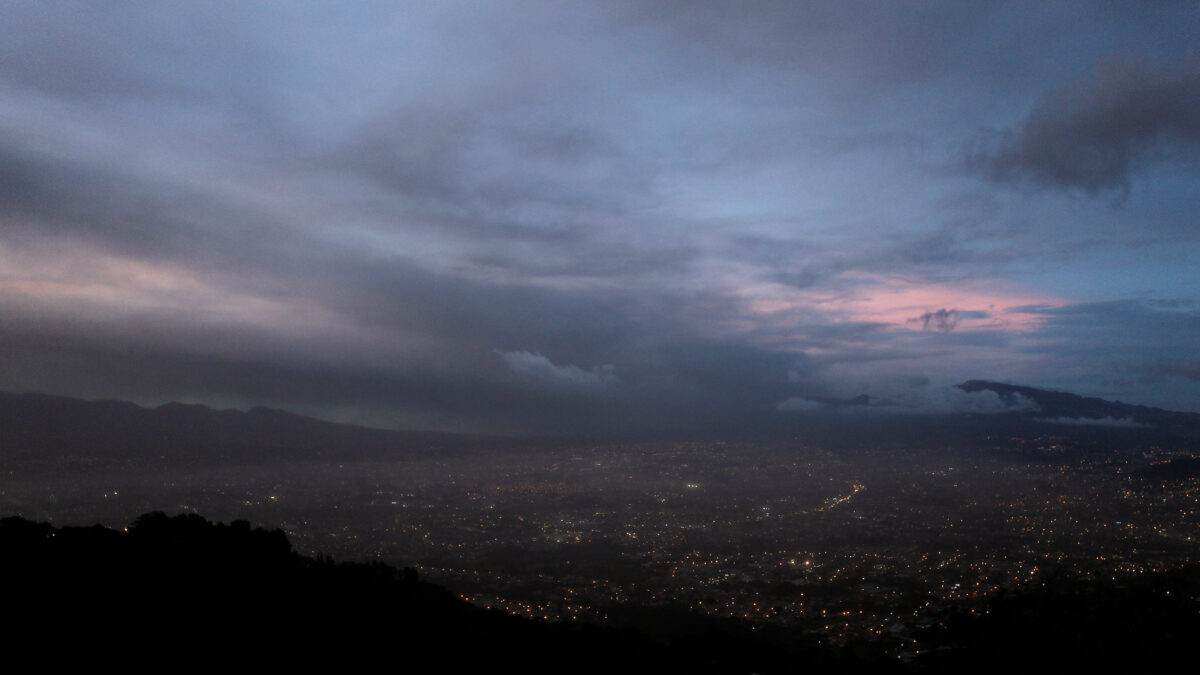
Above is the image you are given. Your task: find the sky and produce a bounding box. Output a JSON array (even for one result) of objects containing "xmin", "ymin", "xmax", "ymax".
[{"xmin": 1, "ymin": 1, "xmax": 1198, "ymax": 433}]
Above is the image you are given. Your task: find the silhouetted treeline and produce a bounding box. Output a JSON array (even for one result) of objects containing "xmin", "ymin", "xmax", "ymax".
[
  {"xmin": 0, "ymin": 512, "xmax": 883, "ymax": 673},
  {"xmin": 916, "ymin": 568, "xmax": 1200, "ymax": 673},
  {"xmin": 4, "ymin": 512, "xmax": 1195, "ymax": 672}
]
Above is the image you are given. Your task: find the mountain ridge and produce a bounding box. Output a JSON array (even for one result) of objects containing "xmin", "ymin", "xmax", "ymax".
[
  {"xmin": 0, "ymin": 390, "xmax": 525, "ymax": 466},
  {"xmin": 4, "ymin": 382, "xmax": 1199, "ymax": 469},
  {"xmin": 956, "ymin": 380, "xmax": 1200, "ymax": 430}
]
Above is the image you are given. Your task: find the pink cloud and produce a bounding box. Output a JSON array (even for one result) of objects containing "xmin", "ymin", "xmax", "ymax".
[{"xmin": 731, "ymin": 271, "xmax": 1063, "ymax": 334}]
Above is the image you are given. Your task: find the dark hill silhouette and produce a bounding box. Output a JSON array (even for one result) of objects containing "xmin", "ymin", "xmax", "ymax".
[
  {"xmin": 0, "ymin": 512, "xmax": 882, "ymax": 673},
  {"xmin": 917, "ymin": 569, "xmax": 1200, "ymax": 673},
  {"xmin": 4, "ymin": 512, "xmax": 1195, "ymax": 671},
  {"xmin": 1136, "ymin": 456, "xmax": 1200, "ymax": 480},
  {"xmin": 957, "ymin": 380, "xmax": 1200, "ymax": 431},
  {"xmin": 0, "ymin": 391, "xmax": 530, "ymax": 466}
]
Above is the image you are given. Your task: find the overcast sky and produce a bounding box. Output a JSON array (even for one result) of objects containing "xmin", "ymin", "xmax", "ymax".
[{"xmin": 2, "ymin": 1, "xmax": 1198, "ymax": 433}]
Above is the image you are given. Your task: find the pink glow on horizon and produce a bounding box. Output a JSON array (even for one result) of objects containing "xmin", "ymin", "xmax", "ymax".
[{"xmin": 736, "ymin": 272, "xmax": 1063, "ymax": 333}]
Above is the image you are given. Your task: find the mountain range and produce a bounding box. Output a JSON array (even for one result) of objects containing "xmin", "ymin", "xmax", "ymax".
[
  {"xmin": 3, "ymin": 380, "xmax": 1198, "ymax": 470},
  {"xmin": 0, "ymin": 390, "xmax": 526, "ymax": 466},
  {"xmin": 957, "ymin": 380, "xmax": 1200, "ymax": 430}
]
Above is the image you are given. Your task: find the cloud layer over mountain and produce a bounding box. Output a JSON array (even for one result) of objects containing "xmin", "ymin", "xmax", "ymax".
[{"xmin": 1, "ymin": 2, "xmax": 1197, "ymax": 432}]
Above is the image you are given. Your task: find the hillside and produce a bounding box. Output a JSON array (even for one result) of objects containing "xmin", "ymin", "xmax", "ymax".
[
  {"xmin": 0, "ymin": 391, "xmax": 526, "ymax": 466},
  {"xmin": 957, "ymin": 380, "xmax": 1200, "ymax": 431},
  {"xmin": 4, "ymin": 512, "xmax": 1197, "ymax": 672},
  {"xmin": 0, "ymin": 512, "xmax": 874, "ymax": 673}
]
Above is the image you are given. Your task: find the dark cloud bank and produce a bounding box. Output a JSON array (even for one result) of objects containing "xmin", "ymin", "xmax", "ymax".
[
  {"xmin": 970, "ymin": 60, "xmax": 1200, "ymax": 195},
  {"xmin": 1, "ymin": 3, "xmax": 1199, "ymax": 433}
]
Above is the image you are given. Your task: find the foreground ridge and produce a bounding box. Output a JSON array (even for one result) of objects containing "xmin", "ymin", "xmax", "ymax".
[
  {"xmin": 0, "ymin": 512, "xmax": 874, "ymax": 673},
  {"xmin": 4, "ymin": 512, "xmax": 1198, "ymax": 672}
]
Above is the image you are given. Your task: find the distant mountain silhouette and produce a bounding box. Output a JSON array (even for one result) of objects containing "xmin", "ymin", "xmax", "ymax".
[
  {"xmin": 0, "ymin": 391, "xmax": 527, "ymax": 466},
  {"xmin": 957, "ymin": 380, "xmax": 1200, "ymax": 431},
  {"xmin": 6, "ymin": 387, "xmax": 1197, "ymax": 472}
]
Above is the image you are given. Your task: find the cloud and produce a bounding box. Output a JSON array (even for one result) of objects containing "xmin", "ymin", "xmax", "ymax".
[
  {"xmin": 905, "ymin": 308, "xmax": 993, "ymax": 332},
  {"xmin": 969, "ymin": 60, "xmax": 1200, "ymax": 194},
  {"xmin": 775, "ymin": 397, "xmax": 823, "ymax": 412},
  {"xmin": 498, "ymin": 351, "xmax": 617, "ymax": 387},
  {"xmin": 1006, "ymin": 299, "xmax": 1200, "ymax": 412},
  {"xmin": 1, "ymin": 3, "xmax": 1199, "ymax": 432},
  {"xmin": 775, "ymin": 380, "xmax": 1041, "ymax": 417},
  {"xmin": 1034, "ymin": 416, "xmax": 1149, "ymax": 429},
  {"xmin": 910, "ymin": 308, "xmax": 959, "ymax": 332},
  {"xmin": 879, "ymin": 386, "xmax": 1039, "ymax": 415},
  {"xmin": 1137, "ymin": 360, "xmax": 1200, "ymax": 382}
]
